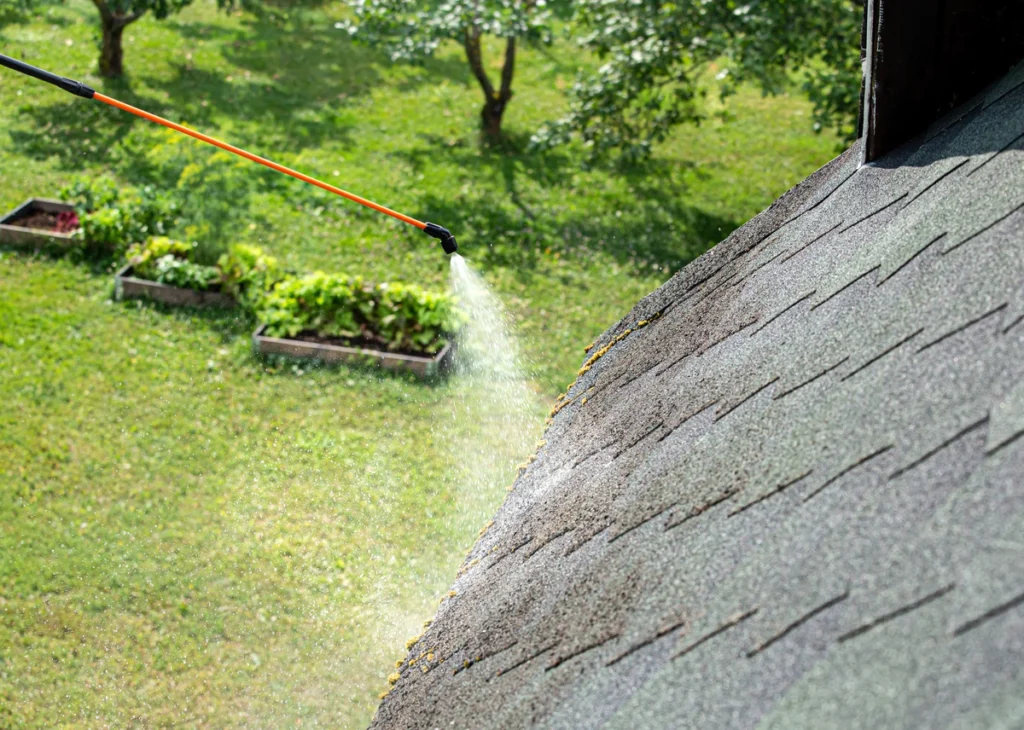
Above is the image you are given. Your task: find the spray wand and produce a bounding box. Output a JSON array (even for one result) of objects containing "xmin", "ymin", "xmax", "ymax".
[{"xmin": 0, "ymin": 53, "xmax": 458, "ymax": 255}]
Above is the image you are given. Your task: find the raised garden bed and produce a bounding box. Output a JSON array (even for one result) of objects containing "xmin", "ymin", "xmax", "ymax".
[
  {"xmin": 0, "ymin": 198, "xmax": 78, "ymax": 250},
  {"xmin": 252, "ymin": 324, "xmax": 454, "ymax": 377},
  {"xmin": 115, "ymin": 264, "xmax": 236, "ymax": 309}
]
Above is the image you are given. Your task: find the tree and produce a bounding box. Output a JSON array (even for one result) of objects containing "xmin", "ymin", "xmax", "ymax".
[
  {"xmin": 91, "ymin": 0, "xmax": 193, "ymax": 77},
  {"xmin": 342, "ymin": 0, "xmax": 551, "ymax": 143},
  {"xmin": 532, "ymin": 0, "xmax": 864, "ymax": 161}
]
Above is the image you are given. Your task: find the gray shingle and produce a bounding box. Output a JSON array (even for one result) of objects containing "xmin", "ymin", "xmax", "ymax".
[{"xmin": 369, "ymin": 63, "xmax": 1024, "ymax": 730}]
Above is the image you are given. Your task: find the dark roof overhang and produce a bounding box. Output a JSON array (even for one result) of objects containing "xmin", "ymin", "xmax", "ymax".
[{"xmin": 861, "ymin": 0, "xmax": 1024, "ymax": 162}]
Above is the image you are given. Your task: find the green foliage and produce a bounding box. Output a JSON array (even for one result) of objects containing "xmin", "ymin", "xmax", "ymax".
[
  {"xmin": 62, "ymin": 177, "xmax": 179, "ymax": 258},
  {"xmin": 151, "ymin": 254, "xmax": 221, "ymax": 290},
  {"xmin": 341, "ymin": 0, "xmax": 550, "ymax": 61},
  {"xmin": 125, "ymin": 237, "xmax": 221, "ymax": 290},
  {"xmin": 61, "ymin": 177, "xmax": 123, "ymax": 214},
  {"xmin": 533, "ymin": 0, "xmax": 863, "ymax": 160},
  {"xmin": 74, "ymin": 207, "xmax": 131, "ymax": 258},
  {"xmin": 260, "ymin": 271, "xmax": 461, "ymax": 354},
  {"xmin": 127, "ymin": 240, "xmax": 456, "ymax": 347},
  {"xmin": 218, "ymin": 243, "xmax": 288, "ymax": 309},
  {"xmin": 126, "ymin": 235, "xmax": 197, "ymax": 278}
]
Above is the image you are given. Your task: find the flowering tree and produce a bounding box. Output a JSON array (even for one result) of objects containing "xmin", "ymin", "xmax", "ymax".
[
  {"xmin": 343, "ymin": 0, "xmax": 551, "ymax": 143},
  {"xmin": 532, "ymin": 0, "xmax": 864, "ymax": 161}
]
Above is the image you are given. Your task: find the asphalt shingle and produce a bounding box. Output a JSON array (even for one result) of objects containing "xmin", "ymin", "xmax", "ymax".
[{"xmin": 370, "ymin": 61, "xmax": 1024, "ymax": 730}]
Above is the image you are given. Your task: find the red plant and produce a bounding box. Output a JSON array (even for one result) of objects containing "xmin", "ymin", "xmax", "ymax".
[{"xmin": 55, "ymin": 210, "xmax": 80, "ymax": 233}]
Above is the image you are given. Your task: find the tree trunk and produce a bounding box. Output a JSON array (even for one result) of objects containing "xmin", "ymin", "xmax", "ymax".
[
  {"xmin": 464, "ymin": 31, "xmax": 516, "ymax": 144},
  {"xmin": 99, "ymin": 16, "xmax": 125, "ymax": 77},
  {"xmin": 481, "ymin": 96, "xmax": 507, "ymax": 143},
  {"xmin": 93, "ymin": 0, "xmax": 144, "ymax": 78}
]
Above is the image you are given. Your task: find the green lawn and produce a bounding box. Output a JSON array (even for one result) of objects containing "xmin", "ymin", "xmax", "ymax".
[{"xmin": 0, "ymin": 2, "xmax": 839, "ymax": 727}]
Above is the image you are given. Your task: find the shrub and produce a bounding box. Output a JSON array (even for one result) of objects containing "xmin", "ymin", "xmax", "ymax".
[
  {"xmin": 259, "ymin": 271, "xmax": 462, "ymax": 355},
  {"xmin": 61, "ymin": 177, "xmax": 121, "ymax": 213},
  {"xmin": 218, "ymin": 244, "xmax": 288, "ymax": 310}
]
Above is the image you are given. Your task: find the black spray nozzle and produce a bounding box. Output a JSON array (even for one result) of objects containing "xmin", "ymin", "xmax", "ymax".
[
  {"xmin": 0, "ymin": 52, "xmax": 94, "ymax": 98},
  {"xmin": 423, "ymin": 222, "xmax": 458, "ymax": 255}
]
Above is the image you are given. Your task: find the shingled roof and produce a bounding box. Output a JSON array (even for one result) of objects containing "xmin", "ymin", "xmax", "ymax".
[{"xmin": 371, "ymin": 61, "xmax": 1024, "ymax": 729}]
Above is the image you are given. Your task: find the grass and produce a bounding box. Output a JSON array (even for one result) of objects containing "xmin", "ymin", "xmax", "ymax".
[{"xmin": 0, "ymin": 2, "xmax": 840, "ymax": 727}]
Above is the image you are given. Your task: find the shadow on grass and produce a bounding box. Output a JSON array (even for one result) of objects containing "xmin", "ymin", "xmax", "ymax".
[
  {"xmin": 151, "ymin": 13, "xmax": 469, "ymax": 149},
  {"xmin": 0, "ymin": 6, "xmax": 71, "ymax": 30},
  {"xmin": 398, "ymin": 136, "xmax": 741, "ymax": 273},
  {"xmin": 118, "ymin": 296, "xmax": 255, "ymax": 344},
  {"xmin": 7, "ymin": 79, "xmax": 147, "ymax": 170},
  {"xmin": 8, "ymin": 11, "xmax": 469, "ymax": 171}
]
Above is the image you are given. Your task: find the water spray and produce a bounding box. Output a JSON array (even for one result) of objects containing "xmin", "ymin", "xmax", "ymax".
[{"xmin": 0, "ymin": 53, "xmax": 458, "ymax": 255}]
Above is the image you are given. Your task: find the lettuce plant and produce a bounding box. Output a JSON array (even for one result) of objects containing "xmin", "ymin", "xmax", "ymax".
[
  {"xmin": 259, "ymin": 271, "xmax": 462, "ymax": 355},
  {"xmin": 218, "ymin": 244, "xmax": 287, "ymax": 309}
]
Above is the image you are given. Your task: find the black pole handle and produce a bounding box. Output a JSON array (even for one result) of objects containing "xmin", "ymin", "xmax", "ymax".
[
  {"xmin": 424, "ymin": 222, "xmax": 458, "ymax": 254},
  {"xmin": 0, "ymin": 52, "xmax": 94, "ymax": 98}
]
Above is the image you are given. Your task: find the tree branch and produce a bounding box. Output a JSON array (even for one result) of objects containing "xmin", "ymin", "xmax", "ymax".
[
  {"xmin": 463, "ymin": 26, "xmax": 495, "ymax": 100},
  {"xmin": 499, "ymin": 37, "xmax": 515, "ymax": 101},
  {"xmin": 115, "ymin": 10, "xmax": 146, "ymax": 28},
  {"xmin": 91, "ymin": 0, "xmax": 112, "ymax": 21},
  {"xmin": 92, "ymin": 0, "xmax": 146, "ymax": 29}
]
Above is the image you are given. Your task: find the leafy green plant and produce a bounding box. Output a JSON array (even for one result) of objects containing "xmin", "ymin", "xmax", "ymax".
[
  {"xmin": 259, "ymin": 271, "xmax": 462, "ymax": 354},
  {"xmin": 61, "ymin": 177, "xmax": 122, "ymax": 214},
  {"xmin": 74, "ymin": 207, "xmax": 130, "ymax": 258},
  {"xmin": 62, "ymin": 177, "xmax": 179, "ymax": 258},
  {"xmin": 151, "ymin": 255, "xmax": 221, "ymax": 291},
  {"xmin": 127, "ymin": 236, "xmax": 197, "ymax": 278},
  {"xmin": 125, "ymin": 236, "xmax": 222, "ymax": 292},
  {"xmin": 218, "ymin": 244, "xmax": 288, "ymax": 310}
]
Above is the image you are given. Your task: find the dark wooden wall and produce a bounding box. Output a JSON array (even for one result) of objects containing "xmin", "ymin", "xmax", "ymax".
[{"xmin": 863, "ymin": 0, "xmax": 1024, "ymax": 162}]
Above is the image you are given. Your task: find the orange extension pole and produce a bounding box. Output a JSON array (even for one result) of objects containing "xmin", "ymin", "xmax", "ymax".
[
  {"xmin": 0, "ymin": 52, "xmax": 458, "ymax": 254},
  {"xmin": 93, "ymin": 92, "xmax": 426, "ymax": 229}
]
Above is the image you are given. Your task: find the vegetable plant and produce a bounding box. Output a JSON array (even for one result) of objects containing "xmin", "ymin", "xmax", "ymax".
[
  {"xmin": 259, "ymin": 271, "xmax": 463, "ymax": 355},
  {"xmin": 55, "ymin": 211, "xmax": 80, "ymax": 233},
  {"xmin": 151, "ymin": 255, "xmax": 221, "ymax": 291},
  {"xmin": 74, "ymin": 207, "xmax": 130, "ymax": 258},
  {"xmin": 126, "ymin": 236, "xmax": 221, "ymax": 291},
  {"xmin": 218, "ymin": 244, "xmax": 288, "ymax": 309},
  {"xmin": 62, "ymin": 177, "xmax": 179, "ymax": 258}
]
